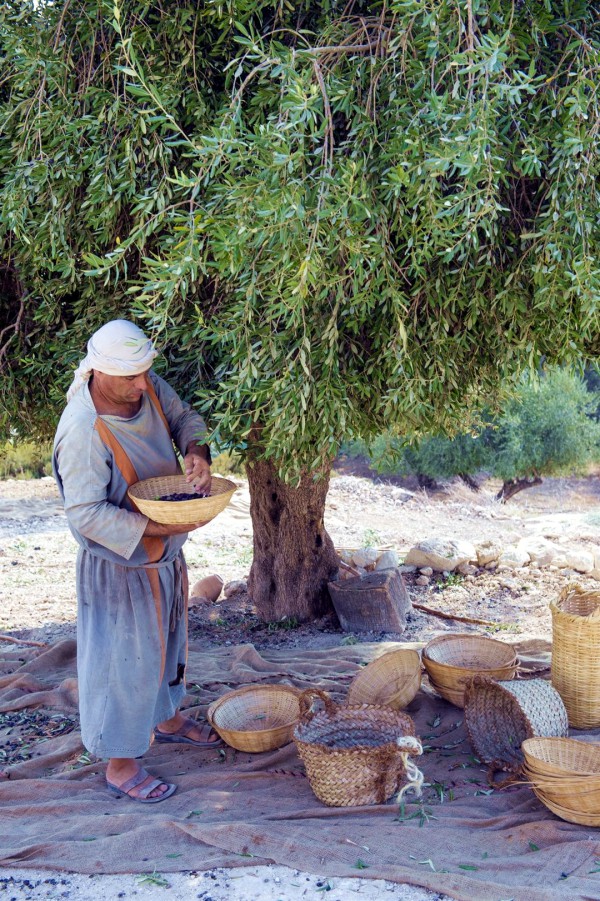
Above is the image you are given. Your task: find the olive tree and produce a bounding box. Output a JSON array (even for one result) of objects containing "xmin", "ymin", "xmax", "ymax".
[{"xmin": 1, "ymin": 0, "xmax": 599, "ymax": 620}]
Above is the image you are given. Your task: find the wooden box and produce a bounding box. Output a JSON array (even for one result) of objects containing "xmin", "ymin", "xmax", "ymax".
[{"xmin": 327, "ymin": 569, "xmax": 410, "ymax": 633}]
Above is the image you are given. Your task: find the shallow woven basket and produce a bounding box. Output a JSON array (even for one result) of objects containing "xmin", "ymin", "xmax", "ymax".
[
  {"xmin": 128, "ymin": 474, "xmax": 237, "ymax": 525},
  {"xmin": 293, "ymin": 688, "xmax": 420, "ymax": 807},
  {"xmin": 550, "ymin": 584, "xmax": 600, "ymax": 728},
  {"xmin": 522, "ymin": 736, "xmax": 600, "ymax": 777},
  {"xmin": 422, "ymin": 634, "xmax": 518, "ymax": 708},
  {"xmin": 463, "ymin": 677, "xmax": 568, "ymax": 779},
  {"xmin": 346, "ymin": 649, "xmax": 421, "ymax": 710},
  {"xmin": 522, "ymin": 737, "xmax": 600, "ymax": 826},
  {"xmin": 207, "ymin": 684, "xmax": 301, "ymax": 753}
]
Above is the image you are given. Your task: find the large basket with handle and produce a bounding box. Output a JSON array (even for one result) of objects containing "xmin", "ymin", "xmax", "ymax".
[
  {"xmin": 293, "ymin": 688, "xmax": 423, "ymax": 807},
  {"xmin": 550, "ymin": 584, "xmax": 600, "ymax": 728}
]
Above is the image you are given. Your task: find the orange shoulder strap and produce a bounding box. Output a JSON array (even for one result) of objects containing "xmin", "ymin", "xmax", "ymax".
[
  {"xmin": 146, "ymin": 379, "xmax": 172, "ymax": 436},
  {"xmin": 94, "ymin": 418, "xmax": 164, "ymax": 563}
]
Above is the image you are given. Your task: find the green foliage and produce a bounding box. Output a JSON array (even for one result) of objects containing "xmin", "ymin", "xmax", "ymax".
[
  {"xmin": 211, "ymin": 448, "xmax": 246, "ymax": 477},
  {"xmin": 341, "ymin": 367, "xmax": 600, "ymax": 483},
  {"xmin": 1, "ymin": 1, "xmax": 600, "ymax": 481},
  {"xmin": 0, "ymin": 439, "xmax": 52, "ymax": 479},
  {"xmin": 489, "ymin": 367, "xmax": 600, "ymax": 481}
]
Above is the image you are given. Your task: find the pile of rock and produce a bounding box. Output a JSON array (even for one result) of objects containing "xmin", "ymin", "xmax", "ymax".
[
  {"xmin": 401, "ymin": 536, "xmax": 600, "ymax": 585},
  {"xmin": 336, "ymin": 547, "xmax": 399, "ymax": 578}
]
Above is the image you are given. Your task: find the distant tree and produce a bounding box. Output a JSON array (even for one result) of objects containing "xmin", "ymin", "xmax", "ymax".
[
  {"xmin": 1, "ymin": 1, "xmax": 600, "ymax": 620},
  {"xmin": 355, "ymin": 368, "xmax": 600, "ymax": 499},
  {"xmin": 490, "ymin": 368, "xmax": 600, "ymax": 499}
]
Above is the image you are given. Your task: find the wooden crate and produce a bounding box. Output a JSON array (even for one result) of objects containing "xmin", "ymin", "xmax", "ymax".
[{"xmin": 327, "ymin": 569, "xmax": 410, "ymax": 633}]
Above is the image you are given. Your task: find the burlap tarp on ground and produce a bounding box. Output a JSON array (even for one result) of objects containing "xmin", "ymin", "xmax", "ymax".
[{"xmin": 1, "ymin": 637, "xmax": 600, "ymax": 901}]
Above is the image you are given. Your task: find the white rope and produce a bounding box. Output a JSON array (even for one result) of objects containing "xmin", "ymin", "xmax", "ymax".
[{"xmin": 395, "ymin": 736, "xmax": 424, "ymax": 802}]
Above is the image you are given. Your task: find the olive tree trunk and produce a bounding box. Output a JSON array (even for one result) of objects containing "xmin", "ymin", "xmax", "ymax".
[{"xmin": 246, "ymin": 458, "xmax": 340, "ymax": 623}]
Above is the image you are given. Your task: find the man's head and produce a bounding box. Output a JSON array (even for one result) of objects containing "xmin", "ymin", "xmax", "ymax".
[{"xmin": 67, "ymin": 319, "xmax": 157, "ymax": 402}]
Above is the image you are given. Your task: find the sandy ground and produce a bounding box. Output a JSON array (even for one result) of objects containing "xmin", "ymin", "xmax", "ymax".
[{"xmin": 2, "ymin": 468, "xmax": 600, "ymax": 899}]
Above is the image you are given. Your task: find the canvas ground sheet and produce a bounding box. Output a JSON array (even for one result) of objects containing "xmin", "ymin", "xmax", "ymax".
[{"xmin": 1, "ymin": 637, "xmax": 600, "ymax": 901}]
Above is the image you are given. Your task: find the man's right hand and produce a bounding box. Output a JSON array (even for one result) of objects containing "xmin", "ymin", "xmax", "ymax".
[{"xmin": 143, "ymin": 519, "xmax": 208, "ymax": 537}]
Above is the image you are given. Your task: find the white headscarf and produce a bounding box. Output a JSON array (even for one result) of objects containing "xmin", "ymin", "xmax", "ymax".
[{"xmin": 66, "ymin": 319, "xmax": 158, "ymax": 402}]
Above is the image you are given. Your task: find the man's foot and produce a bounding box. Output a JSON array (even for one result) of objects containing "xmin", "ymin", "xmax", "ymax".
[
  {"xmin": 154, "ymin": 713, "xmax": 222, "ymax": 748},
  {"xmin": 106, "ymin": 765, "xmax": 176, "ymax": 803}
]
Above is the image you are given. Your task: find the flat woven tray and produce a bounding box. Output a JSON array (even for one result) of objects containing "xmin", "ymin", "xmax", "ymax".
[
  {"xmin": 347, "ymin": 649, "xmax": 421, "ymax": 710},
  {"xmin": 128, "ymin": 474, "xmax": 237, "ymax": 524}
]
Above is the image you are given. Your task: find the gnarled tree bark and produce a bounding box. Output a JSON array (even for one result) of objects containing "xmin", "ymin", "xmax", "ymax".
[{"xmin": 246, "ymin": 458, "xmax": 340, "ymax": 623}]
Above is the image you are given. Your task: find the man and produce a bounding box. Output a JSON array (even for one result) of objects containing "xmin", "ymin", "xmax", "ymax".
[{"xmin": 53, "ymin": 319, "xmax": 220, "ymax": 803}]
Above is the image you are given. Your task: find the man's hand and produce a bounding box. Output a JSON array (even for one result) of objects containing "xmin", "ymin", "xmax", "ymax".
[
  {"xmin": 144, "ymin": 519, "xmax": 208, "ymax": 537},
  {"xmin": 183, "ymin": 442, "xmax": 211, "ymax": 494}
]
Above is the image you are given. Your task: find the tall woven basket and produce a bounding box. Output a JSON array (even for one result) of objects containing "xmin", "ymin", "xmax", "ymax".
[
  {"xmin": 550, "ymin": 584, "xmax": 600, "ymax": 728},
  {"xmin": 293, "ymin": 688, "xmax": 423, "ymax": 807},
  {"xmin": 464, "ymin": 677, "xmax": 568, "ymax": 782}
]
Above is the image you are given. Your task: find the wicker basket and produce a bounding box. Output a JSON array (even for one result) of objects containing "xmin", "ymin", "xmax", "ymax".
[
  {"xmin": 522, "ymin": 737, "xmax": 600, "ymax": 826},
  {"xmin": 464, "ymin": 677, "xmax": 569, "ymax": 779},
  {"xmin": 550, "ymin": 584, "xmax": 600, "ymax": 728},
  {"xmin": 422, "ymin": 634, "xmax": 518, "ymax": 708},
  {"xmin": 207, "ymin": 684, "xmax": 301, "ymax": 753},
  {"xmin": 293, "ymin": 688, "xmax": 422, "ymax": 807},
  {"xmin": 347, "ymin": 649, "xmax": 421, "ymax": 710},
  {"xmin": 128, "ymin": 474, "xmax": 237, "ymax": 525}
]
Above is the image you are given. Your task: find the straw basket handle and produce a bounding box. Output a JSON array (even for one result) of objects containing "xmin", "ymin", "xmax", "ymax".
[{"xmin": 297, "ymin": 688, "xmax": 338, "ymax": 722}]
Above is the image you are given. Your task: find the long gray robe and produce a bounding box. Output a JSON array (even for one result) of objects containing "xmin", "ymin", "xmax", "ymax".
[{"xmin": 53, "ymin": 372, "xmax": 207, "ymax": 758}]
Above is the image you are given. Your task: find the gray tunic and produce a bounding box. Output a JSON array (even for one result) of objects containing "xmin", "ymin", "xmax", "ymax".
[{"xmin": 53, "ymin": 372, "xmax": 207, "ymax": 757}]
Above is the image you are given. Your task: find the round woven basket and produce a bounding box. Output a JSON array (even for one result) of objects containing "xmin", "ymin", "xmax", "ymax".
[
  {"xmin": 422, "ymin": 634, "xmax": 518, "ymax": 708},
  {"xmin": 550, "ymin": 584, "xmax": 600, "ymax": 728},
  {"xmin": 346, "ymin": 649, "xmax": 421, "ymax": 710},
  {"xmin": 463, "ymin": 677, "xmax": 568, "ymax": 778},
  {"xmin": 522, "ymin": 737, "xmax": 600, "ymax": 826},
  {"xmin": 293, "ymin": 688, "xmax": 422, "ymax": 807},
  {"xmin": 128, "ymin": 474, "xmax": 237, "ymax": 525},
  {"xmin": 207, "ymin": 684, "xmax": 301, "ymax": 753}
]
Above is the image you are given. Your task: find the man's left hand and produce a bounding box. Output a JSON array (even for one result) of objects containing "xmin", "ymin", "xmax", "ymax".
[{"xmin": 184, "ymin": 448, "xmax": 211, "ymax": 494}]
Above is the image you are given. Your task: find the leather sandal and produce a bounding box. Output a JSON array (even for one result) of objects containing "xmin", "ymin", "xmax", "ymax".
[
  {"xmin": 154, "ymin": 716, "xmax": 223, "ymax": 748},
  {"xmin": 106, "ymin": 767, "xmax": 177, "ymax": 803}
]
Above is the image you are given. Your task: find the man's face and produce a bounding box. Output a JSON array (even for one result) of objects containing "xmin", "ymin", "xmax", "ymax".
[{"xmin": 92, "ymin": 368, "xmax": 151, "ymax": 406}]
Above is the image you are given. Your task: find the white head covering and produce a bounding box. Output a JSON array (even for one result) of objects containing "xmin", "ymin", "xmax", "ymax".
[{"xmin": 66, "ymin": 319, "xmax": 158, "ymax": 402}]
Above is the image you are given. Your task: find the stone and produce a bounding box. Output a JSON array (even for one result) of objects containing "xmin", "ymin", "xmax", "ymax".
[
  {"xmin": 352, "ymin": 547, "xmax": 380, "ymax": 568},
  {"xmin": 223, "ymin": 579, "xmax": 247, "ymax": 598},
  {"xmin": 497, "ymin": 546, "xmax": 531, "ymax": 569},
  {"xmin": 476, "ymin": 540, "xmax": 503, "ymax": 567},
  {"xmin": 374, "ymin": 549, "xmax": 399, "ymax": 570},
  {"xmin": 517, "ymin": 536, "xmax": 558, "ymax": 567},
  {"xmin": 415, "ymin": 575, "xmax": 430, "ymax": 586},
  {"xmin": 191, "ymin": 574, "xmax": 224, "ymax": 603},
  {"xmin": 564, "ymin": 549, "xmax": 595, "ymax": 573},
  {"xmin": 419, "ymin": 566, "xmax": 434, "ymax": 576},
  {"xmin": 457, "ymin": 562, "xmax": 478, "ymax": 576},
  {"xmin": 404, "ymin": 538, "xmax": 476, "ymax": 573},
  {"xmin": 399, "ymin": 564, "xmax": 417, "ymax": 574}
]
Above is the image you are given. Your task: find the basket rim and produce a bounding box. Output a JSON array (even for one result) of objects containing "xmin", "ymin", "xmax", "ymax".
[
  {"xmin": 129, "ymin": 473, "xmax": 238, "ymax": 498},
  {"xmin": 207, "ymin": 683, "xmax": 302, "ymax": 735}
]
